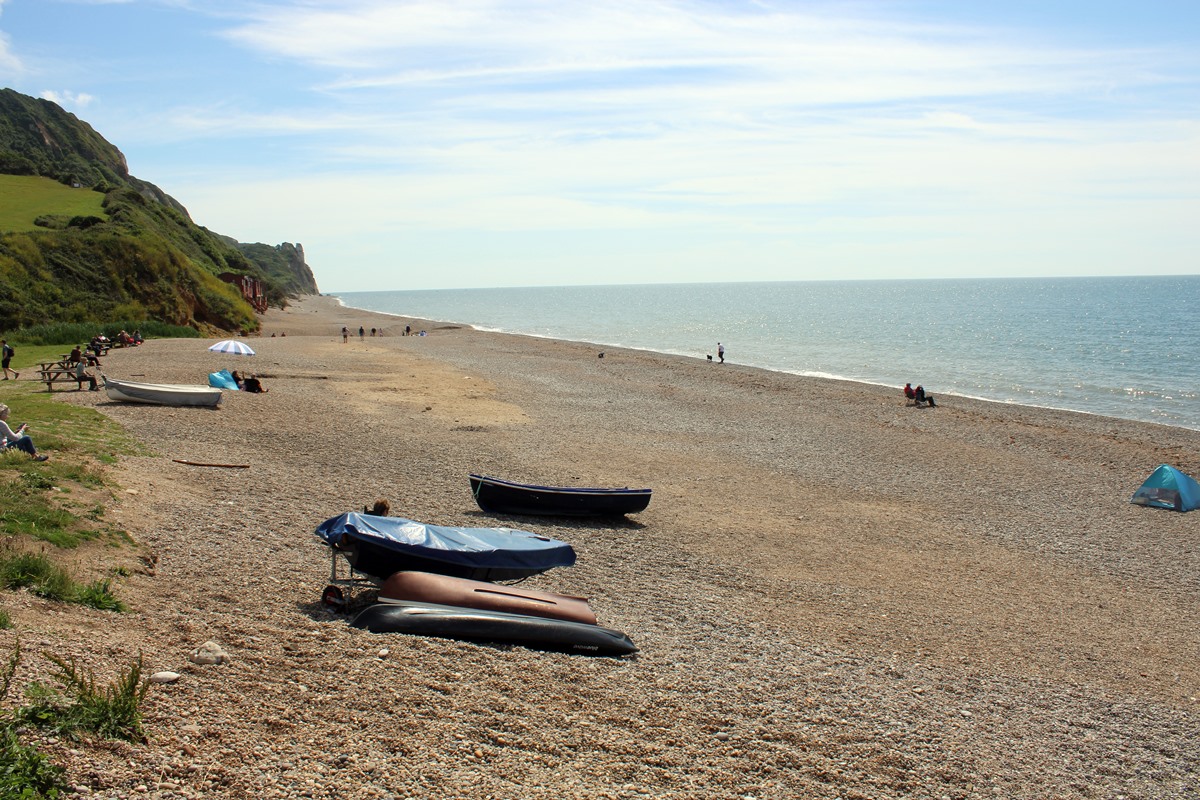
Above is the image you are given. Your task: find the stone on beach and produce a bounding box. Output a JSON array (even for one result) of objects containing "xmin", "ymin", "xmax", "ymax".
[{"xmin": 189, "ymin": 641, "xmax": 229, "ymax": 665}]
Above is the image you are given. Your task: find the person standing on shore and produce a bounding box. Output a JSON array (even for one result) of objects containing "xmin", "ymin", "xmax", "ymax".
[
  {"xmin": 1, "ymin": 339, "xmax": 17, "ymax": 379},
  {"xmin": 359, "ymin": 326, "xmax": 365, "ymax": 340},
  {"xmin": 342, "ymin": 327, "xmax": 349, "ymax": 343},
  {"xmin": 717, "ymin": 342, "xmax": 725, "ymax": 363}
]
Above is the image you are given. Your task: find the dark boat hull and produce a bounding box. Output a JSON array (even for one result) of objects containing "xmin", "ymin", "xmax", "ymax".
[
  {"xmin": 352, "ymin": 601, "xmax": 637, "ymax": 656},
  {"xmin": 378, "ymin": 571, "xmax": 598, "ymax": 624},
  {"xmin": 469, "ymin": 474, "xmax": 652, "ymax": 516},
  {"xmin": 340, "ymin": 538, "xmax": 555, "ymax": 582}
]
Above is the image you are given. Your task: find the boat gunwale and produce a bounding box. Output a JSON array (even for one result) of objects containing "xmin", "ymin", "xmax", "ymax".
[{"xmin": 470, "ymin": 474, "xmax": 652, "ymax": 497}]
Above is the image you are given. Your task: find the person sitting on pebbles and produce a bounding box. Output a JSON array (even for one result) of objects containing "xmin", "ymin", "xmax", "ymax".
[{"xmin": 0, "ymin": 403, "xmax": 49, "ymax": 461}]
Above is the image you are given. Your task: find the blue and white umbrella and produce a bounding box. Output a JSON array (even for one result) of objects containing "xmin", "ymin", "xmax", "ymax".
[{"xmin": 208, "ymin": 340, "xmax": 255, "ymax": 356}]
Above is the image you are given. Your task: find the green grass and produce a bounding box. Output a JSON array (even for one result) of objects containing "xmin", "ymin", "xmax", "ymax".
[
  {"xmin": 0, "ymin": 380, "xmax": 149, "ymax": 794},
  {"xmin": 0, "ymin": 551, "xmax": 76, "ymax": 603},
  {"xmin": 8, "ymin": 320, "xmax": 201, "ymax": 347},
  {"xmin": 0, "ymin": 551, "xmax": 125, "ymax": 610},
  {"xmin": 0, "ymin": 381, "xmax": 147, "ymax": 467},
  {"xmin": 0, "ymin": 643, "xmax": 68, "ymax": 799},
  {"xmin": 0, "ymin": 383, "xmax": 143, "ymax": 562},
  {"xmin": 17, "ymin": 652, "xmax": 149, "ymax": 742},
  {"xmin": 0, "ymin": 175, "xmax": 107, "ymax": 233},
  {"xmin": 0, "ymin": 641, "xmax": 152, "ymax": 798}
]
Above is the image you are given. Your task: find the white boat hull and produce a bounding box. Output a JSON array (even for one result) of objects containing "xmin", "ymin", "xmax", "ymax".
[{"xmin": 103, "ymin": 377, "xmax": 222, "ymax": 407}]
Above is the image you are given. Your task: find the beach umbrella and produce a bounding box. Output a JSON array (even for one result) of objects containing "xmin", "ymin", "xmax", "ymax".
[{"xmin": 208, "ymin": 340, "xmax": 255, "ymax": 356}]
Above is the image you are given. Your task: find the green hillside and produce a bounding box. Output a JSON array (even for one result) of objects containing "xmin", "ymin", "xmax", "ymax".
[
  {"xmin": 0, "ymin": 87, "xmax": 317, "ymax": 336},
  {"xmin": 0, "ymin": 175, "xmax": 108, "ymax": 232}
]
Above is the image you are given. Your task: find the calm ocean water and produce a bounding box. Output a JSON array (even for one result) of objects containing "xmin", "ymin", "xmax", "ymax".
[{"xmin": 336, "ymin": 276, "xmax": 1200, "ymax": 431}]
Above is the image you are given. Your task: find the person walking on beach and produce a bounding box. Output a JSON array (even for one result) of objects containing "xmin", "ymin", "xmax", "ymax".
[
  {"xmin": 359, "ymin": 326, "xmax": 365, "ymax": 340},
  {"xmin": 342, "ymin": 327, "xmax": 349, "ymax": 343},
  {"xmin": 1, "ymin": 340, "xmax": 17, "ymax": 379},
  {"xmin": 717, "ymin": 342, "xmax": 725, "ymax": 363},
  {"xmin": 405, "ymin": 325, "xmax": 411, "ymax": 337}
]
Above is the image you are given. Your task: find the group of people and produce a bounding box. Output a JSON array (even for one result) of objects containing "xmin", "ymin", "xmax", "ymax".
[
  {"xmin": 0, "ymin": 403, "xmax": 48, "ymax": 461},
  {"xmin": 67, "ymin": 344, "xmax": 102, "ymax": 390},
  {"xmin": 903, "ymin": 382, "xmax": 937, "ymax": 407}
]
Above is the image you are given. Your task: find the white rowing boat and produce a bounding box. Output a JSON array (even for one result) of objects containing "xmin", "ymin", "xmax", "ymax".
[{"xmin": 103, "ymin": 376, "xmax": 222, "ymax": 407}]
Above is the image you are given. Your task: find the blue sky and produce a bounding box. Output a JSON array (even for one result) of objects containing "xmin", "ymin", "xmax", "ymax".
[{"xmin": 2, "ymin": 0, "xmax": 1198, "ymax": 292}]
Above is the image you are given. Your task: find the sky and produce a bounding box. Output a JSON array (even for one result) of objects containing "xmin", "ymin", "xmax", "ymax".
[{"xmin": 1, "ymin": 1, "xmax": 1198, "ymax": 292}]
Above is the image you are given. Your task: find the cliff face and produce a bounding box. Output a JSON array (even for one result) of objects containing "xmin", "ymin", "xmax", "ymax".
[
  {"xmin": 0, "ymin": 87, "xmax": 319, "ymax": 332},
  {"xmin": 231, "ymin": 240, "xmax": 320, "ymax": 299}
]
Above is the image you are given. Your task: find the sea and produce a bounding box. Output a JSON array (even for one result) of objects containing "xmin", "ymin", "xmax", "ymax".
[{"xmin": 335, "ymin": 276, "xmax": 1200, "ymax": 432}]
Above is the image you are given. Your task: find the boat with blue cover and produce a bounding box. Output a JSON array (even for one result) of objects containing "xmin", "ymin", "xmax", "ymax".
[{"xmin": 314, "ymin": 512, "xmax": 577, "ymax": 605}]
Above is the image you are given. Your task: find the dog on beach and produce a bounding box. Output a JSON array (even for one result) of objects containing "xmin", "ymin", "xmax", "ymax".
[{"xmin": 364, "ymin": 498, "xmax": 391, "ymax": 516}]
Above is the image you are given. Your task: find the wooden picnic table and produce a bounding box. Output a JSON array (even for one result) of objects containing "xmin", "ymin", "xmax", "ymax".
[{"xmin": 38, "ymin": 360, "xmax": 90, "ymax": 391}]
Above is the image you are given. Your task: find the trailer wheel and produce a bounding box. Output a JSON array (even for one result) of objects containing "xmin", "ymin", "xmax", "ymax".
[{"xmin": 321, "ymin": 585, "xmax": 345, "ymax": 609}]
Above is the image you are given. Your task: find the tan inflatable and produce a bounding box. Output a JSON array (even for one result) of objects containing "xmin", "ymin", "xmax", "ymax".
[{"xmin": 377, "ymin": 571, "xmax": 598, "ymax": 625}]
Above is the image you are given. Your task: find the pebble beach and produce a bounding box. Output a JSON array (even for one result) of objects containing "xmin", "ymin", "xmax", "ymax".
[{"xmin": 4, "ymin": 293, "xmax": 1199, "ymax": 799}]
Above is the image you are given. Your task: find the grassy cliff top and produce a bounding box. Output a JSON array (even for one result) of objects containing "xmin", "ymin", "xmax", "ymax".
[{"xmin": 0, "ymin": 175, "xmax": 108, "ymax": 233}]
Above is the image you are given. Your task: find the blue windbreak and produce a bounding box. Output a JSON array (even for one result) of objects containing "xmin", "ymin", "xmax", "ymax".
[{"xmin": 208, "ymin": 370, "xmax": 239, "ymax": 390}]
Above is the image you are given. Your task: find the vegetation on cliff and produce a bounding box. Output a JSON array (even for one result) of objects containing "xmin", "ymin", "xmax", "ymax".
[{"xmin": 0, "ymin": 88, "xmax": 317, "ymax": 335}]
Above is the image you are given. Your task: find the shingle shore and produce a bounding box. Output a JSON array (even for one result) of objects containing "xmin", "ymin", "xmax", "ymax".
[{"xmin": 4, "ymin": 294, "xmax": 1198, "ymax": 799}]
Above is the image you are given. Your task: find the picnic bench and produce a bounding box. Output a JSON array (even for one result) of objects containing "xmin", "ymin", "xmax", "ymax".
[{"xmin": 38, "ymin": 360, "xmax": 92, "ymax": 391}]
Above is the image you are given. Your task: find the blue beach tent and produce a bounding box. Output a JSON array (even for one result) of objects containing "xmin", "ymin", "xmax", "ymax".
[{"xmin": 1130, "ymin": 464, "xmax": 1200, "ymax": 512}]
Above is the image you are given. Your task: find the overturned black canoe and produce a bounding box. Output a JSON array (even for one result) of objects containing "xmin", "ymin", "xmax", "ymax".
[
  {"xmin": 469, "ymin": 474, "xmax": 652, "ymax": 517},
  {"xmin": 351, "ymin": 600, "xmax": 638, "ymax": 657}
]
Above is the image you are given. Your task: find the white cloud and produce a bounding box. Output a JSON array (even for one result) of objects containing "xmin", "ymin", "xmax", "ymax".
[
  {"xmin": 75, "ymin": 0, "xmax": 1196, "ymax": 289},
  {"xmin": 40, "ymin": 89, "xmax": 95, "ymax": 109}
]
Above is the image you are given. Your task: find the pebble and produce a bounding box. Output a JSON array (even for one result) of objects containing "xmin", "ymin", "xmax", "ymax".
[{"xmin": 189, "ymin": 641, "xmax": 229, "ymax": 665}]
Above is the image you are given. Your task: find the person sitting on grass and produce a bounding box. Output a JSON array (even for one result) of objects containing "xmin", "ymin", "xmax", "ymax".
[{"xmin": 0, "ymin": 403, "xmax": 49, "ymax": 461}]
